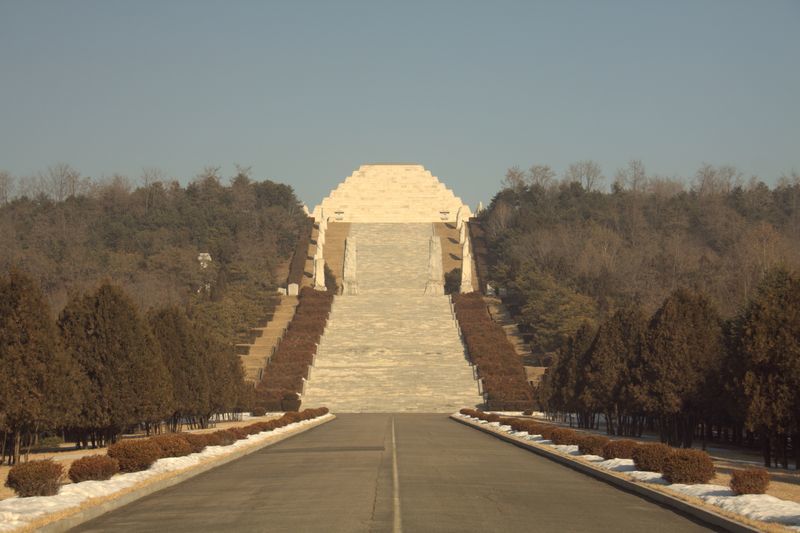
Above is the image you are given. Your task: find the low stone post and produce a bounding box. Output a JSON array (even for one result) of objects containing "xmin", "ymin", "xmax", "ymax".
[{"xmin": 343, "ymin": 236, "xmax": 358, "ymax": 295}]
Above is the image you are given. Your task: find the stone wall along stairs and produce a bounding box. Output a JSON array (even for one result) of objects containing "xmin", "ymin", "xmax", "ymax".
[{"xmin": 301, "ymin": 223, "xmax": 483, "ymax": 412}]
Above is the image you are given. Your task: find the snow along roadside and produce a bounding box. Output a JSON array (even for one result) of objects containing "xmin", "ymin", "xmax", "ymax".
[
  {"xmin": 452, "ymin": 413, "xmax": 800, "ymax": 533},
  {"xmin": 0, "ymin": 413, "xmax": 335, "ymax": 533}
]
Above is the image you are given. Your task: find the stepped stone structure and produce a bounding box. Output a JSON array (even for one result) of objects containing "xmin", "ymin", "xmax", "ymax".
[
  {"xmin": 302, "ymin": 223, "xmax": 483, "ymax": 412},
  {"xmin": 312, "ymin": 164, "xmax": 471, "ymax": 223},
  {"xmin": 301, "ymin": 164, "xmax": 482, "ymax": 412}
]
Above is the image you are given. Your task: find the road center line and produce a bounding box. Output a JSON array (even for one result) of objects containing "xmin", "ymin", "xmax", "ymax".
[{"xmin": 392, "ymin": 417, "xmax": 402, "ymax": 533}]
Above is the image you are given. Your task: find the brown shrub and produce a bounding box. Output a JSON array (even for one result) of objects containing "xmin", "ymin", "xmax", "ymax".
[
  {"xmin": 203, "ymin": 432, "xmax": 223, "ymax": 446},
  {"xmin": 578, "ymin": 435, "xmax": 610, "ymax": 456},
  {"xmin": 68, "ymin": 455, "xmax": 119, "ymax": 483},
  {"xmin": 730, "ymin": 468, "xmax": 770, "ymax": 495},
  {"xmin": 550, "ymin": 428, "xmax": 578, "ymax": 445},
  {"xmin": 150, "ymin": 434, "xmax": 192, "ymax": 458},
  {"xmin": 250, "ymin": 407, "xmax": 267, "ymax": 417},
  {"xmin": 662, "ymin": 449, "xmax": 715, "ymax": 484},
  {"xmin": 485, "ymin": 413, "xmax": 501, "ymax": 423},
  {"xmin": 522, "ymin": 409, "xmax": 534, "ymax": 416},
  {"xmin": 107, "ymin": 440, "xmax": 162, "ymax": 473},
  {"xmin": 601, "ymin": 439, "xmax": 638, "ymax": 460},
  {"xmin": 536, "ymin": 425, "xmax": 556, "ymax": 440},
  {"xmin": 212, "ymin": 430, "xmax": 237, "ymax": 446},
  {"xmin": 181, "ymin": 433, "xmax": 209, "ymax": 453},
  {"xmin": 632, "ymin": 443, "xmax": 673, "ymax": 473},
  {"xmin": 5, "ymin": 459, "xmax": 64, "ymax": 497},
  {"xmin": 282, "ymin": 411, "xmax": 303, "ymax": 424},
  {"xmin": 228, "ymin": 427, "xmax": 249, "ymax": 440}
]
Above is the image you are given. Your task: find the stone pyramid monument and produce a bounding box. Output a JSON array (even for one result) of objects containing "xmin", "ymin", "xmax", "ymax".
[
  {"xmin": 312, "ymin": 163, "xmax": 471, "ymax": 223},
  {"xmin": 302, "ymin": 164, "xmax": 483, "ymax": 412}
]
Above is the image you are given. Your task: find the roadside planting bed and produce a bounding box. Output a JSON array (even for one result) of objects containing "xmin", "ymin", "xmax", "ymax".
[
  {"xmin": 256, "ymin": 287, "xmax": 333, "ymax": 410},
  {"xmin": 457, "ymin": 409, "xmax": 800, "ymax": 531},
  {"xmin": 0, "ymin": 408, "xmax": 331, "ymax": 532},
  {"xmin": 452, "ymin": 294, "xmax": 534, "ymax": 410}
]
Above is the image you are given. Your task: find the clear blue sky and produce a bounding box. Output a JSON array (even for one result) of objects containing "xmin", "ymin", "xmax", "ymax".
[{"xmin": 1, "ymin": 1, "xmax": 798, "ymax": 208}]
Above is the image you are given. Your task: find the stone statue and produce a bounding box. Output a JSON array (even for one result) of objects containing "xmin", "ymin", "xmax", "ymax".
[
  {"xmin": 477, "ymin": 201, "xmax": 483, "ymax": 213},
  {"xmin": 459, "ymin": 222, "xmax": 467, "ymax": 245},
  {"xmin": 313, "ymin": 257, "xmax": 326, "ymax": 291},
  {"xmin": 424, "ymin": 235, "xmax": 444, "ymax": 296},
  {"xmin": 343, "ymin": 237, "xmax": 358, "ymax": 295},
  {"xmin": 455, "ymin": 206, "xmax": 464, "ymax": 230}
]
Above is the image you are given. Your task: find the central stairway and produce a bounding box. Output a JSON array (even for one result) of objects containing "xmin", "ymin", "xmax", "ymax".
[{"xmin": 301, "ymin": 223, "xmax": 483, "ymax": 412}]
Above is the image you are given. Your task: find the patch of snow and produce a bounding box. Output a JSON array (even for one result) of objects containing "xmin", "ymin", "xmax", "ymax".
[
  {"xmin": 596, "ymin": 458, "xmax": 637, "ymax": 472},
  {"xmin": 551, "ymin": 444, "xmax": 580, "ymax": 455},
  {"xmin": 578, "ymin": 454, "xmax": 604, "ymax": 462},
  {"xmin": 0, "ymin": 414, "xmax": 333, "ymax": 532}
]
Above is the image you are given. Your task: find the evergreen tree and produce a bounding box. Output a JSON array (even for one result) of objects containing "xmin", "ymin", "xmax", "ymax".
[
  {"xmin": 733, "ymin": 267, "xmax": 800, "ymax": 468},
  {"xmin": 645, "ymin": 288, "xmax": 724, "ymax": 447},
  {"xmin": 59, "ymin": 284, "xmax": 173, "ymax": 443},
  {"xmin": 0, "ymin": 269, "xmax": 81, "ymax": 464},
  {"xmin": 581, "ymin": 307, "xmax": 648, "ymax": 436},
  {"xmin": 148, "ymin": 306, "xmax": 210, "ymax": 429}
]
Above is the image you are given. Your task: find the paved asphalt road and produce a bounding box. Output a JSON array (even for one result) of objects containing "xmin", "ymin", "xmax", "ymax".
[{"xmin": 74, "ymin": 414, "xmax": 717, "ymax": 532}]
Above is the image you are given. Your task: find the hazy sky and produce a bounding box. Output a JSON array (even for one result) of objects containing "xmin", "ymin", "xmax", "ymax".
[{"xmin": 1, "ymin": 1, "xmax": 798, "ymax": 208}]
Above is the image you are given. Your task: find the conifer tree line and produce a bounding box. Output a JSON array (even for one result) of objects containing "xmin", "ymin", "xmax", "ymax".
[
  {"xmin": 538, "ymin": 268, "xmax": 799, "ymax": 469},
  {"xmin": 0, "ymin": 269, "xmax": 249, "ymax": 465}
]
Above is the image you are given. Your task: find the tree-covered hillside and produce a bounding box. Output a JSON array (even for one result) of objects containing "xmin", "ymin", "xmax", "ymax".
[
  {"xmin": 480, "ymin": 162, "xmax": 800, "ymax": 361},
  {"xmin": 0, "ymin": 166, "xmax": 307, "ymax": 344}
]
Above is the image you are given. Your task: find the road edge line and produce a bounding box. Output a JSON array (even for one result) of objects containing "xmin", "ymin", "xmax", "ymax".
[{"xmin": 450, "ymin": 415, "xmax": 759, "ymax": 533}]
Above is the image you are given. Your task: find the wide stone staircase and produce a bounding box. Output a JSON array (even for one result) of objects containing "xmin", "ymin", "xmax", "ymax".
[{"xmin": 301, "ymin": 223, "xmax": 484, "ymax": 412}]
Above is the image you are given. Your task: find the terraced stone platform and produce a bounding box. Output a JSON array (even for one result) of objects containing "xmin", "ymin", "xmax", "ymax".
[{"xmin": 302, "ymin": 223, "xmax": 483, "ymax": 412}]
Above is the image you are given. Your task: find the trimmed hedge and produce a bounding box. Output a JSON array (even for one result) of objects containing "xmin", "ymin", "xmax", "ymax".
[
  {"xmin": 107, "ymin": 440, "xmax": 162, "ymax": 473},
  {"xmin": 577, "ymin": 435, "xmax": 610, "ymax": 456},
  {"xmin": 601, "ymin": 439, "xmax": 637, "ymax": 460},
  {"xmin": 632, "ymin": 443, "xmax": 673, "ymax": 473},
  {"xmin": 68, "ymin": 455, "xmax": 119, "ymax": 483},
  {"xmin": 181, "ymin": 433, "xmax": 210, "ymax": 453},
  {"xmin": 5, "ymin": 459, "xmax": 64, "ymax": 497},
  {"xmin": 150, "ymin": 434, "xmax": 192, "ymax": 458},
  {"xmin": 550, "ymin": 428, "xmax": 578, "ymax": 445},
  {"xmin": 257, "ymin": 288, "xmax": 333, "ymax": 410},
  {"xmin": 453, "ymin": 293, "xmax": 534, "ymax": 410},
  {"xmin": 730, "ymin": 468, "xmax": 770, "ymax": 495},
  {"xmin": 662, "ymin": 449, "xmax": 715, "ymax": 484}
]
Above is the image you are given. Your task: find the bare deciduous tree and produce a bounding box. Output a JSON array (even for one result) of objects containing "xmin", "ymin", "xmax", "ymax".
[
  {"xmin": 528, "ymin": 164, "xmax": 556, "ymax": 189},
  {"xmin": 564, "ymin": 160, "xmax": 604, "ymax": 191},
  {"xmin": 46, "ymin": 163, "xmax": 83, "ymax": 201},
  {"xmin": 614, "ymin": 159, "xmax": 647, "ymax": 192},
  {"xmin": 0, "ymin": 170, "xmax": 12, "ymax": 204},
  {"xmin": 501, "ymin": 166, "xmax": 526, "ymax": 191}
]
